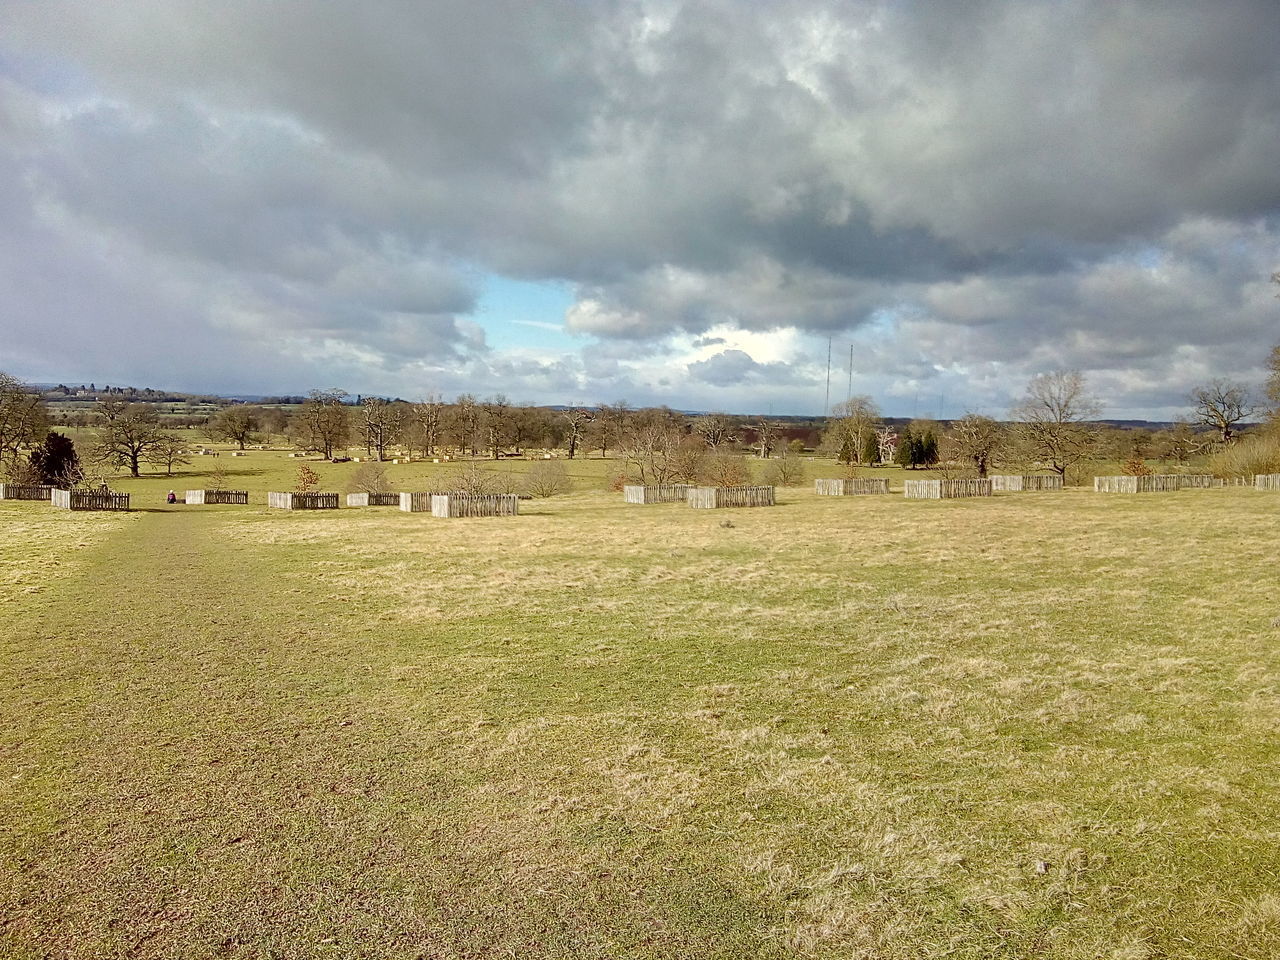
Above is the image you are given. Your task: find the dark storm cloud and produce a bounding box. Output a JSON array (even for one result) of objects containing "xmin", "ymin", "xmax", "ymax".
[{"xmin": 1, "ymin": 0, "xmax": 1279, "ymax": 413}]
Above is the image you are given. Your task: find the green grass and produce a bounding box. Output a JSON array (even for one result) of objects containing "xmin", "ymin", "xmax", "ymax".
[{"xmin": 2, "ymin": 482, "xmax": 1277, "ymax": 958}]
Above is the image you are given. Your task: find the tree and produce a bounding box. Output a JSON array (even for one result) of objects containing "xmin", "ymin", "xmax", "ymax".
[
  {"xmin": 561, "ymin": 407, "xmax": 596, "ymax": 459},
  {"xmin": 0, "ymin": 372, "xmax": 48, "ymax": 467},
  {"xmin": 147, "ymin": 435, "xmax": 191, "ymax": 476},
  {"xmin": 621, "ymin": 417, "xmax": 683, "ymax": 484},
  {"xmin": 361, "ymin": 397, "xmax": 403, "ymax": 460},
  {"xmin": 509, "ymin": 404, "xmax": 550, "ymax": 454},
  {"xmin": 948, "ymin": 414, "xmax": 1005, "ymax": 478},
  {"xmin": 522, "ymin": 460, "xmax": 570, "ymax": 497},
  {"xmin": 348, "ymin": 461, "xmax": 390, "ymax": 494},
  {"xmin": 876, "ymin": 427, "xmax": 898, "ymax": 465},
  {"xmin": 293, "ymin": 389, "xmax": 351, "ymax": 459},
  {"xmin": 294, "ymin": 462, "xmax": 320, "ymax": 493},
  {"xmin": 1158, "ymin": 418, "xmax": 1207, "ymax": 466},
  {"xmin": 259, "ymin": 406, "xmax": 290, "ymax": 442},
  {"xmin": 702, "ymin": 450, "xmax": 751, "ymax": 486},
  {"xmin": 588, "ymin": 401, "xmax": 631, "ymax": 458},
  {"xmin": 1011, "ymin": 371, "xmax": 1102, "ymax": 479},
  {"xmin": 1267, "ymin": 342, "xmax": 1280, "ymax": 421},
  {"xmin": 208, "ymin": 405, "xmax": 260, "ymax": 450},
  {"xmin": 480, "ymin": 395, "xmax": 512, "ymax": 460},
  {"xmin": 859, "ymin": 429, "xmax": 879, "ymax": 466},
  {"xmin": 752, "ymin": 418, "xmax": 778, "ymax": 459},
  {"xmin": 28, "ymin": 432, "xmax": 82, "ymax": 487},
  {"xmin": 761, "ymin": 451, "xmax": 806, "ymax": 486},
  {"xmin": 94, "ymin": 399, "xmax": 165, "ymax": 477},
  {"xmin": 1190, "ymin": 378, "xmax": 1254, "ymax": 443},
  {"xmin": 894, "ymin": 426, "xmax": 916, "ymax": 469},
  {"xmin": 824, "ymin": 396, "xmax": 880, "ymax": 465},
  {"xmin": 406, "ymin": 395, "xmax": 444, "ymax": 457},
  {"xmin": 449, "ymin": 394, "xmax": 481, "ymax": 455},
  {"xmin": 693, "ymin": 413, "xmax": 737, "ymax": 449}
]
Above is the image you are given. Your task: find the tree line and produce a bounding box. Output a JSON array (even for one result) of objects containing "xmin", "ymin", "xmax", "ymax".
[{"xmin": 2, "ymin": 354, "xmax": 1278, "ymax": 487}]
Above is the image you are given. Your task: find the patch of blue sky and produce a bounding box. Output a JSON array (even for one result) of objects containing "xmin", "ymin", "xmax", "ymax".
[{"xmin": 473, "ymin": 275, "xmax": 579, "ymax": 352}]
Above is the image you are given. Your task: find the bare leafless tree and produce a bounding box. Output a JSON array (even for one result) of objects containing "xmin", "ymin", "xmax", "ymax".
[
  {"xmin": 702, "ymin": 450, "xmax": 751, "ymax": 486},
  {"xmin": 348, "ymin": 461, "xmax": 391, "ymax": 494},
  {"xmin": 693, "ymin": 413, "xmax": 737, "ymax": 449},
  {"xmin": 948, "ymin": 414, "xmax": 1006, "ymax": 478},
  {"xmin": 622, "ymin": 420, "xmax": 682, "ymax": 484},
  {"xmin": 449, "ymin": 394, "xmax": 481, "ymax": 456},
  {"xmin": 752, "ymin": 418, "xmax": 779, "ymax": 459},
  {"xmin": 147, "ymin": 435, "xmax": 191, "ymax": 477},
  {"xmin": 481, "ymin": 395, "xmax": 512, "ymax": 460},
  {"xmin": 522, "ymin": 460, "xmax": 570, "ymax": 497},
  {"xmin": 1011, "ymin": 371, "xmax": 1102, "ymax": 479},
  {"xmin": 0, "ymin": 372, "xmax": 48, "ymax": 466},
  {"xmin": 94, "ymin": 398, "xmax": 166, "ymax": 477},
  {"xmin": 875, "ymin": 426, "xmax": 898, "ymax": 465},
  {"xmin": 361, "ymin": 397, "xmax": 403, "ymax": 460},
  {"xmin": 1190, "ymin": 378, "xmax": 1254, "ymax": 443},
  {"xmin": 407, "ymin": 394, "xmax": 444, "ymax": 457},
  {"xmin": 587, "ymin": 401, "xmax": 630, "ymax": 458},
  {"xmin": 207, "ymin": 405, "xmax": 260, "ymax": 450},
  {"xmin": 1265, "ymin": 343, "xmax": 1280, "ymax": 422},
  {"xmin": 561, "ymin": 407, "xmax": 596, "ymax": 459},
  {"xmin": 293, "ymin": 389, "xmax": 351, "ymax": 459}
]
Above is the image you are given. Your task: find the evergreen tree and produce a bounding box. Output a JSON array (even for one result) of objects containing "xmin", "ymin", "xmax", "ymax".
[
  {"xmin": 920, "ymin": 429, "xmax": 939, "ymax": 467},
  {"xmin": 895, "ymin": 427, "xmax": 916, "ymax": 468},
  {"xmin": 28, "ymin": 432, "xmax": 82, "ymax": 487},
  {"xmin": 838, "ymin": 432, "xmax": 857, "ymax": 465},
  {"xmin": 860, "ymin": 429, "xmax": 879, "ymax": 465}
]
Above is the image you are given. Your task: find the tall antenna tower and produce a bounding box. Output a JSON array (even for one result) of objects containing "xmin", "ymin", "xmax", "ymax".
[
  {"xmin": 824, "ymin": 336, "xmax": 832, "ymax": 417},
  {"xmin": 847, "ymin": 344, "xmax": 854, "ymax": 403}
]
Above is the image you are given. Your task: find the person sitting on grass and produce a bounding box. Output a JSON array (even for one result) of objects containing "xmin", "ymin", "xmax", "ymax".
[{"xmin": 167, "ymin": 490, "xmax": 177, "ymax": 504}]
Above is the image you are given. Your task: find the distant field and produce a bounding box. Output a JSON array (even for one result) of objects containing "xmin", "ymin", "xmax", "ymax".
[{"xmin": 2, "ymin": 476, "xmax": 1277, "ymax": 958}]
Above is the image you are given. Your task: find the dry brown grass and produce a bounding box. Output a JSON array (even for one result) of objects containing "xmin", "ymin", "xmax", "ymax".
[{"xmin": 2, "ymin": 486, "xmax": 1278, "ymax": 957}]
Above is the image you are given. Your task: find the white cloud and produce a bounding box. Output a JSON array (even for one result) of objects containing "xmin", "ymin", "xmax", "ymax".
[{"xmin": 1, "ymin": 0, "xmax": 1278, "ymax": 416}]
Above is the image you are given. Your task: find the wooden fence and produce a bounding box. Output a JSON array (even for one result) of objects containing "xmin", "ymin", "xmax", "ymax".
[
  {"xmin": 814, "ymin": 478, "xmax": 889, "ymax": 496},
  {"xmin": 1256, "ymin": 474, "xmax": 1280, "ymax": 491},
  {"xmin": 904, "ymin": 479, "xmax": 993, "ymax": 499},
  {"xmin": 51, "ymin": 489, "xmax": 131, "ymax": 511},
  {"xmin": 623, "ymin": 484, "xmax": 694, "ymax": 504},
  {"xmin": 346, "ymin": 492, "xmax": 403, "ymax": 507},
  {"xmin": 267, "ymin": 492, "xmax": 339, "ymax": 510},
  {"xmin": 399, "ymin": 490, "xmax": 461, "ymax": 512},
  {"xmin": 430, "ymin": 494, "xmax": 520, "ymax": 518},
  {"xmin": 687, "ymin": 486, "xmax": 776, "ymax": 509},
  {"xmin": 185, "ymin": 489, "xmax": 249, "ymax": 505},
  {"xmin": 0, "ymin": 483, "xmax": 53, "ymax": 501},
  {"xmin": 989, "ymin": 475, "xmax": 1063, "ymax": 492},
  {"xmin": 1095, "ymin": 475, "xmax": 1212, "ymax": 493}
]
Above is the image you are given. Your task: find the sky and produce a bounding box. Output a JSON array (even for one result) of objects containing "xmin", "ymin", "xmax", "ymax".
[{"xmin": 1, "ymin": 0, "xmax": 1278, "ymax": 419}]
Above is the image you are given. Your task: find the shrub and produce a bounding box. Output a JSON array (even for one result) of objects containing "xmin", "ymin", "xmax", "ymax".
[
  {"xmin": 701, "ymin": 451, "xmax": 751, "ymax": 487},
  {"xmin": 762, "ymin": 453, "xmax": 806, "ymax": 487},
  {"xmin": 1122, "ymin": 455, "xmax": 1154, "ymax": 477},
  {"xmin": 1206, "ymin": 433, "xmax": 1280, "ymax": 479},
  {"xmin": 348, "ymin": 461, "xmax": 390, "ymax": 494},
  {"xmin": 295, "ymin": 463, "xmax": 320, "ymax": 493},
  {"xmin": 522, "ymin": 460, "xmax": 570, "ymax": 497},
  {"xmin": 669, "ymin": 438, "xmax": 707, "ymax": 484},
  {"xmin": 445, "ymin": 461, "xmax": 498, "ymax": 495}
]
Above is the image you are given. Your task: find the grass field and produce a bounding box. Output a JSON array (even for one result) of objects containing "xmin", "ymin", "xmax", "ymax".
[{"xmin": 2, "ymin": 449, "xmax": 1278, "ymax": 958}]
